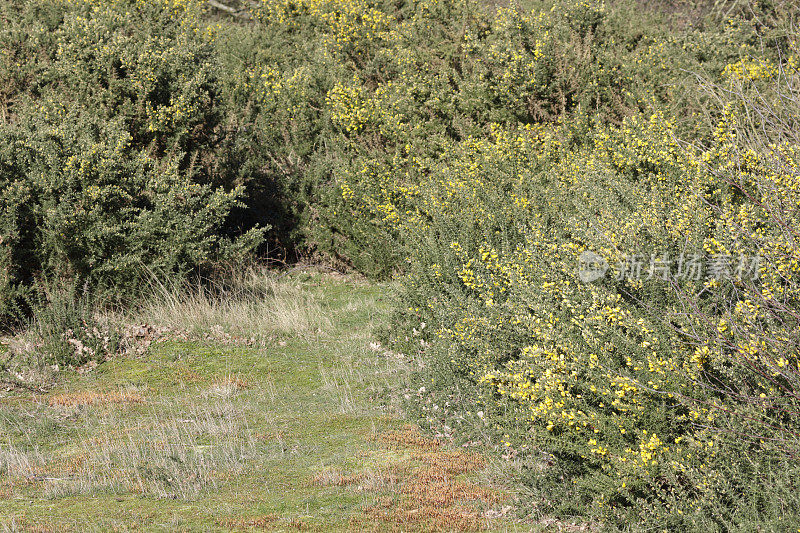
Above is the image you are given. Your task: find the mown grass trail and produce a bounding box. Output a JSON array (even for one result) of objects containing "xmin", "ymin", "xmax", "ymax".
[{"xmin": 0, "ymin": 273, "xmax": 519, "ymax": 532}]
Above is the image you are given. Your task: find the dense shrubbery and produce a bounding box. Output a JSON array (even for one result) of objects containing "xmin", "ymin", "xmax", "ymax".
[
  {"xmin": 3, "ymin": 0, "xmax": 800, "ymax": 527},
  {"xmin": 0, "ymin": 0, "xmax": 264, "ymax": 321},
  {"xmin": 393, "ymin": 100, "xmax": 800, "ymax": 527},
  {"xmin": 380, "ymin": 11, "xmax": 800, "ymax": 530}
]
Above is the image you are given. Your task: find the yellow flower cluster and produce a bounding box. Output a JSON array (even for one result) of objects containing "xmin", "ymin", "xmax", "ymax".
[{"xmin": 723, "ymin": 57, "xmax": 779, "ymax": 81}]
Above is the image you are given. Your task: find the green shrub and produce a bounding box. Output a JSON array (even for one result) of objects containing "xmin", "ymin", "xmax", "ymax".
[
  {"xmin": 387, "ymin": 47, "xmax": 800, "ymax": 531},
  {"xmin": 0, "ymin": 0, "xmax": 264, "ymax": 323},
  {"xmin": 27, "ymin": 277, "xmax": 121, "ymax": 368}
]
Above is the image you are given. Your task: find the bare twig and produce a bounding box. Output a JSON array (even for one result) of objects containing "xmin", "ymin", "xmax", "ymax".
[{"xmin": 207, "ymin": 0, "xmax": 252, "ymax": 19}]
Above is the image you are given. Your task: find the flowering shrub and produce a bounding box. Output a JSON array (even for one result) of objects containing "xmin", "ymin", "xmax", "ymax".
[
  {"xmin": 238, "ymin": 0, "xmax": 715, "ymax": 276},
  {"xmin": 0, "ymin": 0, "xmax": 264, "ymax": 321},
  {"xmin": 390, "ymin": 52, "xmax": 800, "ymax": 531}
]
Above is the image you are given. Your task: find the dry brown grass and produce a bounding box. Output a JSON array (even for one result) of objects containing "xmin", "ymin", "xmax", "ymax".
[
  {"xmin": 174, "ymin": 366, "xmax": 204, "ymax": 384},
  {"xmin": 376, "ymin": 426, "xmax": 441, "ymax": 451},
  {"xmin": 47, "ymin": 390, "xmax": 144, "ymax": 408},
  {"xmin": 303, "ymin": 424, "xmax": 505, "ymax": 530},
  {"xmin": 309, "ymin": 468, "xmax": 356, "ymax": 487},
  {"xmin": 349, "ymin": 425, "xmax": 506, "ymax": 532},
  {"xmin": 213, "ymin": 375, "xmax": 249, "ymax": 389},
  {"xmin": 217, "ymin": 514, "xmax": 280, "ymax": 530},
  {"xmin": 138, "ymin": 269, "xmax": 330, "ymax": 342},
  {"xmin": 0, "ymin": 519, "xmax": 57, "ymax": 533},
  {"xmin": 287, "ymin": 518, "xmax": 311, "ymax": 530}
]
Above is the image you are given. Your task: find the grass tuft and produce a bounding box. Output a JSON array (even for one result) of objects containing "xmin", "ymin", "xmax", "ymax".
[{"xmin": 137, "ymin": 269, "xmax": 331, "ymax": 343}]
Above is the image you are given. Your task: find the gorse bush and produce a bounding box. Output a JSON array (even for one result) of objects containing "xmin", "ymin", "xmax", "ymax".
[
  {"xmin": 0, "ymin": 0, "xmax": 264, "ymax": 322},
  {"xmin": 225, "ymin": 0, "xmax": 726, "ymax": 276},
  {"xmin": 386, "ymin": 32, "xmax": 800, "ymax": 532}
]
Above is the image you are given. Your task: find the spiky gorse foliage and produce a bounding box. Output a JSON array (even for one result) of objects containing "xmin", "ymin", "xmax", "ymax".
[
  {"xmin": 0, "ymin": 0, "xmax": 264, "ymax": 321},
  {"xmin": 243, "ymin": 0, "xmax": 702, "ymax": 276},
  {"xmin": 387, "ymin": 49, "xmax": 800, "ymax": 528},
  {"xmin": 257, "ymin": 0, "xmax": 788, "ymax": 280}
]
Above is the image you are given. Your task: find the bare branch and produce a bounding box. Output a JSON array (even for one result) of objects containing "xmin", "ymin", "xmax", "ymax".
[{"xmin": 207, "ymin": 0, "xmax": 252, "ymax": 19}]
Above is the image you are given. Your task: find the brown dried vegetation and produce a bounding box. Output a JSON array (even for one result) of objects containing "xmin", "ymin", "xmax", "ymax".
[
  {"xmin": 352, "ymin": 426, "xmax": 505, "ymax": 532},
  {"xmin": 47, "ymin": 390, "xmax": 144, "ymax": 408},
  {"xmin": 217, "ymin": 514, "xmax": 280, "ymax": 530}
]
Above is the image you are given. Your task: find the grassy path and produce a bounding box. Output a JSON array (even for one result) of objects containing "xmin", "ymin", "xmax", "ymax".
[{"xmin": 0, "ymin": 274, "xmax": 518, "ymax": 532}]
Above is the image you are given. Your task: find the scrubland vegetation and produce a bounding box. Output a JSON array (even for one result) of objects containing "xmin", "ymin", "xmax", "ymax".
[{"xmin": 2, "ymin": 0, "xmax": 800, "ymax": 529}]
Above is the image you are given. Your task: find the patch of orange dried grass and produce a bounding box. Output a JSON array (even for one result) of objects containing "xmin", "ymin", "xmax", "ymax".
[
  {"xmin": 352, "ymin": 425, "xmax": 505, "ymax": 532},
  {"xmin": 47, "ymin": 390, "xmax": 143, "ymax": 408},
  {"xmin": 217, "ymin": 514, "xmax": 280, "ymax": 530},
  {"xmin": 376, "ymin": 425, "xmax": 441, "ymax": 451}
]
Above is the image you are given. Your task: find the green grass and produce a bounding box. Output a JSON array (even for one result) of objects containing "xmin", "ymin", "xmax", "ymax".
[{"xmin": 0, "ymin": 273, "xmax": 523, "ymax": 532}]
